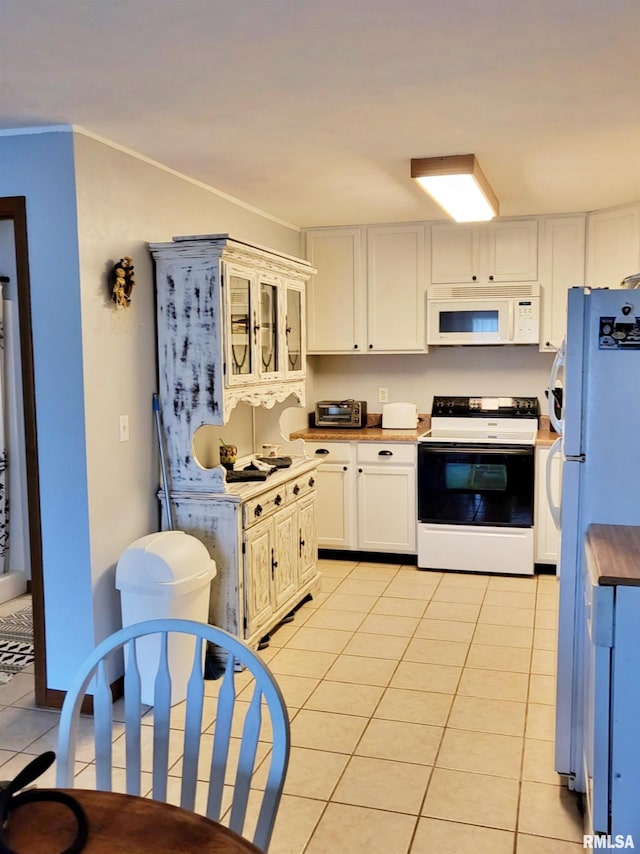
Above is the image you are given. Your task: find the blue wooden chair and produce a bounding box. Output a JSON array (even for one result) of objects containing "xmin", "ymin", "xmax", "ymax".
[{"xmin": 55, "ymin": 618, "xmax": 290, "ymax": 852}]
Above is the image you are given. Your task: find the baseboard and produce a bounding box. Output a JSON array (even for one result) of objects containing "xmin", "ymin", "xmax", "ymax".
[{"xmin": 319, "ymin": 549, "xmax": 417, "ymax": 565}]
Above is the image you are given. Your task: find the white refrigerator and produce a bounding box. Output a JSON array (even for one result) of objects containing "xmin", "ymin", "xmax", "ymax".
[{"xmin": 550, "ymin": 286, "xmax": 640, "ymax": 792}]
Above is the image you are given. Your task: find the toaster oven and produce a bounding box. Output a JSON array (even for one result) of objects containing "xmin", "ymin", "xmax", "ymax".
[{"xmin": 314, "ymin": 400, "xmax": 367, "ymax": 428}]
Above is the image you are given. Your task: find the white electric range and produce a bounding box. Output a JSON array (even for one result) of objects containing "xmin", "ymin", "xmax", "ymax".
[{"xmin": 417, "ymin": 396, "xmax": 539, "ymax": 575}]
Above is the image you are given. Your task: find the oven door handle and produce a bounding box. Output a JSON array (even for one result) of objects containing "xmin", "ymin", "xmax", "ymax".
[{"xmin": 420, "ymin": 445, "xmax": 532, "ymax": 456}]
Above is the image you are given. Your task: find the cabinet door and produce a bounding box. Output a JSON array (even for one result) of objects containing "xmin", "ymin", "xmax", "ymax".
[
  {"xmin": 225, "ymin": 265, "xmax": 256, "ymax": 386},
  {"xmin": 430, "ymin": 223, "xmax": 479, "ymax": 284},
  {"xmin": 314, "ymin": 463, "xmax": 355, "ymax": 548},
  {"xmin": 298, "ymin": 493, "xmax": 318, "ymax": 585},
  {"xmin": 534, "ymin": 445, "xmax": 561, "ymax": 564},
  {"xmin": 488, "ymin": 219, "xmax": 539, "ymax": 282},
  {"xmin": 367, "ymin": 224, "xmax": 426, "ymax": 352},
  {"xmin": 305, "ymin": 228, "xmax": 367, "ymax": 352},
  {"xmin": 357, "ymin": 465, "xmax": 417, "ymax": 552},
  {"xmin": 257, "ymin": 277, "xmax": 282, "ymax": 379},
  {"xmin": 539, "ymin": 215, "xmax": 586, "ymax": 351},
  {"xmin": 244, "ymin": 518, "xmax": 274, "ymax": 637},
  {"xmin": 586, "ymin": 204, "xmax": 640, "ymax": 287},
  {"xmin": 284, "ymin": 282, "xmax": 305, "ymax": 378},
  {"xmin": 273, "ymin": 505, "xmax": 298, "ymax": 608}
]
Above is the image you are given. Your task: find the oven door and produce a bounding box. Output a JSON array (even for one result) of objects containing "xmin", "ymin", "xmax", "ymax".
[{"xmin": 418, "ymin": 442, "xmax": 534, "ymax": 527}]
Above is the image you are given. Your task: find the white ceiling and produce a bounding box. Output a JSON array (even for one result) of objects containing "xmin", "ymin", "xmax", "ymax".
[{"xmin": 2, "ymin": 0, "xmax": 640, "ymax": 228}]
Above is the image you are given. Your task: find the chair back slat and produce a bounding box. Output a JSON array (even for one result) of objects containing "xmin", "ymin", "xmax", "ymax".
[
  {"xmin": 56, "ymin": 618, "xmax": 290, "ymax": 852},
  {"xmin": 151, "ymin": 632, "xmax": 172, "ymax": 801},
  {"xmin": 205, "ymin": 652, "xmax": 236, "ymax": 820},
  {"xmin": 228, "ymin": 684, "xmax": 262, "ymax": 835},
  {"xmin": 179, "ymin": 637, "xmax": 206, "ymax": 811},
  {"xmin": 124, "ymin": 638, "xmax": 143, "ymax": 795},
  {"xmin": 94, "ymin": 659, "xmax": 114, "ymax": 791}
]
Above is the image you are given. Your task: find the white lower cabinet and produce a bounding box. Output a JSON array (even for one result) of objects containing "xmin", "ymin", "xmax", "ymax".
[
  {"xmin": 306, "ymin": 441, "xmax": 416, "ymax": 554},
  {"xmin": 535, "ymin": 443, "xmax": 562, "ymax": 564}
]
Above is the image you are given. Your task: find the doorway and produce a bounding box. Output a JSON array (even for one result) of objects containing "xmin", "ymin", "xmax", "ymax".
[{"xmin": 0, "ymin": 197, "xmax": 46, "ymax": 707}]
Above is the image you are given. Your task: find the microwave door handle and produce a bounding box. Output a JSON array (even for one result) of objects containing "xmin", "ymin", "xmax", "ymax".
[
  {"xmin": 548, "ymin": 341, "xmax": 565, "ymax": 435},
  {"xmin": 421, "ymin": 445, "xmax": 532, "ymax": 456},
  {"xmin": 546, "ymin": 436, "xmax": 563, "ymax": 529}
]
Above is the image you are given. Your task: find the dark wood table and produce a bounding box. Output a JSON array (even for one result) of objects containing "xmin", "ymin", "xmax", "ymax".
[{"xmin": 4, "ymin": 788, "xmax": 262, "ymax": 853}]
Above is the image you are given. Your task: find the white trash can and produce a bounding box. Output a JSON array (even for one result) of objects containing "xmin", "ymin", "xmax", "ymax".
[{"xmin": 115, "ymin": 531, "xmax": 217, "ymax": 705}]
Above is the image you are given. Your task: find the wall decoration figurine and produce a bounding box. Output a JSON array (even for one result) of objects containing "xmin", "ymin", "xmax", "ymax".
[{"xmin": 110, "ymin": 256, "xmax": 136, "ymax": 308}]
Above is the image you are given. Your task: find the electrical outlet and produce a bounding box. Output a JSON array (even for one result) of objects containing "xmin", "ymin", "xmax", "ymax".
[
  {"xmin": 119, "ymin": 415, "xmax": 130, "ymax": 443},
  {"xmin": 378, "ymin": 387, "xmax": 388, "ymax": 403}
]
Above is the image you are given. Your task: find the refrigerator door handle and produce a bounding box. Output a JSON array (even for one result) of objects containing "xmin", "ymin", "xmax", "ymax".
[
  {"xmin": 548, "ymin": 341, "xmax": 565, "ymax": 435},
  {"xmin": 546, "ymin": 436, "xmax": 563, "ymax": 529}
]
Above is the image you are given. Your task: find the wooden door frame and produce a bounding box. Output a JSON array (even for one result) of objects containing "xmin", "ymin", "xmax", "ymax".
[{"xmin": 0, "ymin": 197, "xmax": 47, "ymax": 707}]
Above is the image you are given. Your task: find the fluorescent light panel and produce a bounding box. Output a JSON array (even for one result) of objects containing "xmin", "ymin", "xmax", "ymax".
[{"xmin": 411, "ymin": 154, "xmax": 499, "ymax": 222}]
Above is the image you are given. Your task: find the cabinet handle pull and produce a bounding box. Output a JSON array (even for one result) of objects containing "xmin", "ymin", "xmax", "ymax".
[
  {"xmin": 253, "ymin": 311, "xmax": 260, "ymax": 344},
  {"xmin": 378, "ymin": 450, "xmax": 393, "ymax": 456},
  {"xmin": 254, "ymin": 504, "xmax": 263, "ymax": 517},
  {"xmin": 308, "ymin": 477, "xmax": 315, "ymax": 487},
  {"xmin": 293, "ymin": 484, "xmax": 300, "ymax": 495},
  {"xmin": 299, "ymin": 536, "xmax": 305, "ymax": 556},
  {"xmin": 343, "ymin": 466, "xmax": 348, "ymax": 471},
  {"xmin": 274, "ymin": 494, "xmax": 282, "ymax": 505},
  {"xmin": 315, "ymin": 448, "xmax": 330, "ymax": 455},
  {"xmin": 271, "ymin": 548, "xmax": 278, "ymax": 580}
]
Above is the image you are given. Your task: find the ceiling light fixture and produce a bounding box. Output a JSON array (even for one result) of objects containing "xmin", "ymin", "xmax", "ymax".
[{"xmin": 411, "ymin": 154, "xmax": 499, "ymax": 222}]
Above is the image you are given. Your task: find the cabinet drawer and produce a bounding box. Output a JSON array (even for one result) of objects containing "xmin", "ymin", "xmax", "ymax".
[
  {"xmin": 357, "ymin": 443, "xmax": 416, "ymax": 465},
  {"xmin": 243, "ymin": 485, "xmax": 287, "ymax": 528},
  {"xmin": 306, "ymin": 442, "xmax": 354, "ymax": 464},
  {"xmin": 285, "ymin": 471, "xmax": 318, "ymax": 503}
]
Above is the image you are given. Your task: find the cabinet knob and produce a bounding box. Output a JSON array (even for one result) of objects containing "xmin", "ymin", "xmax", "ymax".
[
  {"xmin": 293, "ymin": 484, "xmax": 300, "ymax": 495},
  {"xmin": 353, "ymin": 344, "xmax": 359, "ymax": 349},
  {"xmin": 472, "ymin": 275, "xmax": 477, "ymax": 281},
  {"xmin": 309, "ymin": 477, "xmax": 315, "ymax": 487},
  {"xmin": 378, "ymin": 450, "xmax": 393, "ymax": 456},
  {"xmin": 343, "ymin": 465, "xmax": 348, "ymax": 471},
  {"xmin": 315, "ymin": 448, "xmax": 330, "ymax": 455},
  {"xmin": 254, "ymin": 504, "xmax": 263, "ymax": 517},
  {"xmin": 368, "ymin": 344, "xmax": 373, "ymax": 349},
  {"xmin": 274, "ymin": 494, "xmax": 282, "ymax": 506},
  {"xmin": 358, "ymin": 468, "xmax": 363, "ymax": 473},
  {"xmin": 489, "ymin": 275, "xmax": 494, "ymax": 281}
]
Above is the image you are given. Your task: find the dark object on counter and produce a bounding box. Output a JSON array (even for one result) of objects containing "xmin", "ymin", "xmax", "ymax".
[
  {"xmin": 256, "ymin": 456, "xmax": 292, "ymax": 468},
  {"xmin": 225, "ymin": 470, "xmax": 269, "ymax": 482},
  {"xmin": 545, "ymin": 388, "xmax": 563, "ymax": 431}
]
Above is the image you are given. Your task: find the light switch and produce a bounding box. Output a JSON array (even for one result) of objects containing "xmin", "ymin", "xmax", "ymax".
[{"xmin": 119, "ymin": 415, "xmax": 130, "ymax": 442}]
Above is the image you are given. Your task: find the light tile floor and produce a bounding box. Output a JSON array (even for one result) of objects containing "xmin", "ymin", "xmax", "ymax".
[{"xmin": 0, "ymin": 563, "xmax": 586, "ymax": 853}]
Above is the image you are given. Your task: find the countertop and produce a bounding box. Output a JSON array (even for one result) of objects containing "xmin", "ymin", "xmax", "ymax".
[
  {"xmin": 586, "ymin": 524, "xmax": 640, "ymax": 586},
  {"xmin": 291, "ymin": 415, "xmax": 559, "ymax": 447}
]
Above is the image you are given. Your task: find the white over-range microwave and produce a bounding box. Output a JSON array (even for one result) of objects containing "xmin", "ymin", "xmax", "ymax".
[{"xmin": 427, "ymin": 282, "xmax": 540, "ymax": 345}]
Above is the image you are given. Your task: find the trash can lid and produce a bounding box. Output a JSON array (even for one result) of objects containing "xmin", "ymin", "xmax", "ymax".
[{"xmin": 115, "ymin": 531, "xmax": 216, "ymax": 596}]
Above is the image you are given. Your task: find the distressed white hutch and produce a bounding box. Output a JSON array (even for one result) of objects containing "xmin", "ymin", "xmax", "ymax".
[{"xmin": 149, "ymin": 234, "xmax": 320, "ymax": 650}]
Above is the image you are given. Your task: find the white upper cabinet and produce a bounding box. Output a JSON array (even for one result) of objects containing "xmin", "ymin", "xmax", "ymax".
[
  {"xmin": 431, "ymin": 218, "xmax": 539, "ymax": 284},
  {"xmin": 305, "ymin": 227, "xmax": 367, "ymax": 353},
  {"xmin": 586, "ymin": 204, "xmax": 640, "ymax": 288},
  {"xmin": 539, "ymin": 215, "xmax": 586, "ymax": 352},
  {"xmin": 366, "ymin": 224, "xmax": 426, "ymax": 352},
  {"xmin": 304, "ymin": 224, "xmax": 427, "ymax": 354}
]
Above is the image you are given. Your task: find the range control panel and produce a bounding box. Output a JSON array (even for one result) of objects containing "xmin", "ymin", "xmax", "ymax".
[{"xmin": 432, "ymin": 396, "xmax": 539, "ymax": 418}]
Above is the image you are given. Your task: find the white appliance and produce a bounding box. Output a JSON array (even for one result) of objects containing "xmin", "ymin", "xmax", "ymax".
[
  {"xmin": 382, "ymin": 402, "xmax": 418, "ymax": 429},
  {"xmin": 550, "ymin": 287, "xmax": 640, "ymax": 795},
  {"xmin": 426, "ymin": 282, "xmax": 540, "ymax": 346},
  {"xmin": 417, "ymin": 396, "xmax": 538, "ymax": 575}
]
